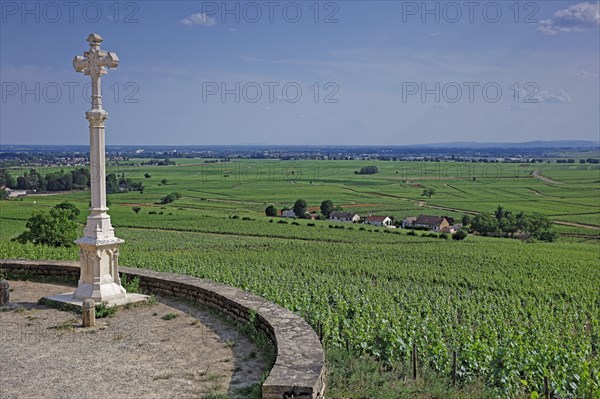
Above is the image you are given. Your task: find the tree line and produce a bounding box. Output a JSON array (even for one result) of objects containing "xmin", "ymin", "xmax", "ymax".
[
  {"xmin": 0, "ymin": 169, "xmax": 144, "ymax": 194},
  {"xmin": 462, "ymin": 206, "xmax": 557, "ymax": 242}
]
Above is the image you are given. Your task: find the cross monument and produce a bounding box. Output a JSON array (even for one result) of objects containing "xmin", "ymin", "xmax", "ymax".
[{"xmin": 70, "ymin": 34, "xmax": 127, "ymax": 303}]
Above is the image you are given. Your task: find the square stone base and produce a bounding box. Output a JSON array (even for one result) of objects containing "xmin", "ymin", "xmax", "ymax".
[{"xmin": 43, "ymin": 292, "xmax": 149, "ymax": 310}]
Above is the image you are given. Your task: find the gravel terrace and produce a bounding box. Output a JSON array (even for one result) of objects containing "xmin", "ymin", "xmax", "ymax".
[{"xmin": 0, "ymin": 280, "xmax": 270, "ymax": 399}]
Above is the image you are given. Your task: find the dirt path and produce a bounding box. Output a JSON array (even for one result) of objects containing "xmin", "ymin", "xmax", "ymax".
[
  {"xmin": 552, "ymin": 220, "xmax": 600, "ymax": 230},
  {"xmin": 532, "ymin": 170, "xmax": 563, "ymax": 184},
  {"xmin": 415, "ymin": 201, "xmax": 479, "ymax": 215},
  {"xmin": 1, "ymin": 280, "xmax": 269, "ymax": 399},
  {"xmin": 527, "ymin": 188, "xmax": 544, "ymax": 196}
]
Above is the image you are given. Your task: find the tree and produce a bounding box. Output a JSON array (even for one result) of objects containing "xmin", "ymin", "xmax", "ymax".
[
  {"xmin": 516, "ymin": 212, "xmax": 553, "ymax": 239},
  {"xmin": 0, "ymin": 188, "xmax": 8, "ymax": 200},
  {"xmin": 471, "ymin": 214, "xmax": 499, "ymax": 236},
  {"xmin": 53, "ymin": 201, "xmax": 80, "ymax": 221},
  {"xmin": 106, "ymin": 173, "xmax": 119, "ymax": 194},
  {"xmin": 265, "ymin": 205, "xmax": 277, "ymax": 217},
  {"xmin": 421, "ymin": 188, "xmax": 436, "ymax": 199},
  {"xmin": 144, "ymin": 173, "xmax": 151, "ymax": 179},
  {"xmin": 14, "ymin": 205, "xmax": 79, "ymax": 247},
  {"xmin": 161, "ymin": 179, "xmax": 168, "ymax": 185},
  {"xmin": 494, "ymin": 205, "xmax": 506, "ymax": 220},
  {"xmin": 0, "ymin": 169, "xmax": 15, "ymax": 188},
  {"xmin": 320, "ymin": 200, "xmax": 334, "ymax": 218},
  {"xmin": 160, "ymin": 193, "xmax": 178, "ymax": 204},
  {"xmin": 498, "ymin": 213, "xmax": 518, "ymax": 237},
  {"xmin": 293, "ymin": 199, "xmax": 308, "ymax": 218},
  {"xmin": 71, "ymin": 168, "xmax": 89, "ymax": 189},
  {"xmin": 132, "ymin": 207, "xmax": 141, "ymax": 214},
  {"xmin": 355, "ymin": 166, "xmax": 379, "ymax": 175},
  {"xmin": 461, "ymin": 214, "xmax": 473, "ymax": 227}
]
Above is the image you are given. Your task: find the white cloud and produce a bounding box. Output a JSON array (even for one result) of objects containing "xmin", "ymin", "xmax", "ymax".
[
  {"xmin": 577, "ymin": 69, "xmax": 600, "ymax": 78},
  {"xmin": 533, "ymin": 89, "xmax": 573, "ymax": 103},
  {"xmin": 180, "ymin": 13, "xmax": 216, "ymax": 27},
  {"xmin": 537, "ymin": 2, "xmax": 599, "ymax": 35}
]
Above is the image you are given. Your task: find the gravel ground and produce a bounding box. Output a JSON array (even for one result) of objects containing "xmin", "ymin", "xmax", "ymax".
[{"xmin": 0, "ymin": 280, "xmax": 269, "ymax": 399}]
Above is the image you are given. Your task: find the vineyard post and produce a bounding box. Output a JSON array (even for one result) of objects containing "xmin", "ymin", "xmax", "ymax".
[
  {"xmin": 412, "ymin": 342, "xmax": 418, "ymax": 380},
  {"xmin": 452, "ymin": 350, "xmax": 457, "ymax": 386},
  {"xmin": 544, "ymin": 376, "xmax": 549, "ymax": 399}
]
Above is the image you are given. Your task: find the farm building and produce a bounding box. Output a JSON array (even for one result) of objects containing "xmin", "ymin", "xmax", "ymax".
[
  {"xmin": 281, "ymin": 209, "xmax": 296, "ymax": 218},
  {"xmin": 413, "ymin": 215, "xmax": 450, "ymax": 232},
  {"xmin": 306, "ymin": 211, "xmax": 320, "ymax": 220},
  {"xmin": 4, "ymin": 188, "xmax": 27, "ymax": 198},
  {"xmin": 365, "ymin": 216, "xmax": 393, "ymax": 227},
  {"xmin": 401, "ymin": 216, "xmax": 417, "ymax": 228},
  {"xmin": 441, "ymin": 224, "xmax": 463, "ymax": 234},
  {"xmin": 329, "ymin": 211, "xmax": 360, "ymax": 223}
]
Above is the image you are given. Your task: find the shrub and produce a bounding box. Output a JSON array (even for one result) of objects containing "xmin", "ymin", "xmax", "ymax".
[
  {"xmin": 307, "ymin": 223, "xmax": 316, "ymax": 227},
  {"xmin": 407, "ymin": 230, "xmax": 417, "ymax": 236},
  {"xmin": 440, "ymin": 233, "xmax": 449, "ymax": 240},
  {"xmin": 291, "ymin": 221, "xmax": 300, "ymax": 226},
  {"xmin": 53, "ymin": 201, "xmax": 80, "ymax": 220},
  {"xmin": 452, "ymin": 229, "xmax": 468, "ymax": 240},
  {"xmin": 14, "ymin": 205, "xmax": 79, "ymax": 247},
  {"xmin": 265, "ymin": 205, "xmax": 277, "ymax": 217},
  {"xmin": 149, "ymin": 211, "xmax": 157, "ymax": 215},
  {"xmin": 539, "ymin": 231, "xmax": 558, "ymax": 242},
  {"xmin": 160, "ymin": 192, "xmax": 181, "ymax": 205},
  {"xmin": 95, "ymin": 302, "xmax": 117, "ymax": 318},
  {"xmin": 278, "ymin": 220, "xmax": 288, "ymax": 224},
  {"xmin": 242, "ymin": 217, "xmax": 252, "ymax": 221},
  {"xmin": 121, "ymin": 275, "xmax": 141, "ymax": 294},
  {"xmin": 132, "ymin": 206, "xmax": 141, "ymax": 214},
  {"xmin": 162, "ymin": 313, "xmax": 178, "ymax": 320}
]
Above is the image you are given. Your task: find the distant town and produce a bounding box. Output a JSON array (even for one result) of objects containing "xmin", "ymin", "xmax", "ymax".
[{"xmin": 1, "ymin": 141, "xmax": 598, "ymax": 168}]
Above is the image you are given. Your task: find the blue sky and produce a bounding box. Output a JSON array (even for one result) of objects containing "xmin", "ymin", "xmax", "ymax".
[{"xmin": 1, "ymin": 1, "xmax": 599, "ymax": 145}]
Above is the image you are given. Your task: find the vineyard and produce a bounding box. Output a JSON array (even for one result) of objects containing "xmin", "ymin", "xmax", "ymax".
[{"xmin": 1, "ymin": 160, "xmax": 599, "ymax": 398}]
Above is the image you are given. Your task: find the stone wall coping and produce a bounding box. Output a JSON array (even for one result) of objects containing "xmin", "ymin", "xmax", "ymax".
[{"xmin": 0, "ymin": 259, "xmax": 325, "ymax": 398}]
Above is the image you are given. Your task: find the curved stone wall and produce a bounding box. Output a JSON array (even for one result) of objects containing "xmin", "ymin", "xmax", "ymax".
[{"xmin": 0, "ymin": 259, "xmax": 326, "ymax": 399}]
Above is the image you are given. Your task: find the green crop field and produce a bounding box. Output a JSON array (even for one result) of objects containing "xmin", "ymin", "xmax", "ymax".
[{"xmin": 1, "ymin": 159, "xmax": 599, "ymax": 398}]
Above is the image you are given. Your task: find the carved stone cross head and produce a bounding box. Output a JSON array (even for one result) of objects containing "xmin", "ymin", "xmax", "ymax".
[{"xmin": 73, "ymin": 34, "xmax": 119, "ymax": 78}]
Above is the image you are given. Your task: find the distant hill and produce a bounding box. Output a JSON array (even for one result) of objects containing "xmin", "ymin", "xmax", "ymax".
[{"xmin": 404, "ymin": 140, "xmax": 600, "ymax": 149}]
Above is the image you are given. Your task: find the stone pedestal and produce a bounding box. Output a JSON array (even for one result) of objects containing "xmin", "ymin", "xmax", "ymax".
[{"xmin": 74, "ymin": 238, "xmax": 126, "ymax": 302}]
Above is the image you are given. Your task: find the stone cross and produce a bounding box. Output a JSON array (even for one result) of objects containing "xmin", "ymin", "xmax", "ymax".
[{"xmin": 72, "ymin": 34, "xmax": 126, "ymax": 302}]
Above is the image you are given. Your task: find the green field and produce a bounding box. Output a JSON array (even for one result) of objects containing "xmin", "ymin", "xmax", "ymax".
[{"xmin": 1, "ymin": 160, "xmax": 599, "ymax": 398}]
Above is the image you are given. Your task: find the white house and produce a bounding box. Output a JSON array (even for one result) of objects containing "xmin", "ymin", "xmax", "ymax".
[
  {"xmin": 329, "ymin": 211, "xmax": 360, "ymax": 223},
  {"xmin": 5, "ymin": 188, "xmax": 27, "ymax": 198},
  {"xmin": 365, "ymin": 215, "xmax": 393, "ymax": 227}
]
